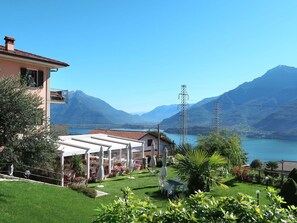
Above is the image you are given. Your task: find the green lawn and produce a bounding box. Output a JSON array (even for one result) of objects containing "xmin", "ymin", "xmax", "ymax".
[
  {"xmin": 0, "ymin": 181, "xmax": 98, "ymax": 223},
  {"xmin": 0, "ymin": 167, "xmax": 272, "ymax": 223},
  {"xmin": 88, "ymin": 167, "xmax": 178, "ymax": 209},
  {"xmin": 211, "ymin": 177, "xmax": 271, "ymax": 206}
]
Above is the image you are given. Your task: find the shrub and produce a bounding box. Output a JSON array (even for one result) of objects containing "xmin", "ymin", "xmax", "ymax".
[
  {"xmin": 232, "ymin": 166, "xmax": 253, "ymax": 182},
  {"xmin": 93, "ymin": 187, "xmax": 158, "ymax": 223},
  {"xmin": 70, "ymin": 184, "xmax": 97, "ymax": 198},
  {"xmin": 156, "ymin": 158, "xmax": 162, "ymax": 167},
  {"xmin": 111, "ymin": 165, "xmax": 126, "ymax": 176},
  {"xmin": 93, "ymin": 187, "xmax": 297, "ymax": 222},
  {"xmin": 288, "ymin": 168, "xmax": 297, "ymax": 183},
  {"xmin": 279, "ymin": 168, "xmax": 297, "ymax": 207},
  {"xmin": 250, "ymin": 159, "xmax": 262, "ymax": 169}
]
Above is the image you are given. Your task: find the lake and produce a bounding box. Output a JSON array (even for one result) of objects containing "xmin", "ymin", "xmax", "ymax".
[{"xmin": 68, "ymin": 128, "xmax": 297, "ymax": 163}]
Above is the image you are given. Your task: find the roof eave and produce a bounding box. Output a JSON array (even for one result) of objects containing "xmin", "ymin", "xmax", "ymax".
[{"xmin": 0, "ymin": 51, "xmax": 69, "ymax": 68}]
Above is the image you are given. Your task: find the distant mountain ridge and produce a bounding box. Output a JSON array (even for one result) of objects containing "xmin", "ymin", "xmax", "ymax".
[
  {"xmin": 51, "ymin": 90, "xmax": 144, "ymax": 125},
  {"xmin": 51, "ymin": 65, "xmax": 297, "ymax": 138},
  {"xmin": 50, "ymin": 90, "xmax": 182, "ymax": 126},
  {"xmin": 161, "ymin": 65, "xmax": 297, "ymax": 137},
  {"xmin": 140, "ymin": 104, "xmax": 179, "ymax": 123}
]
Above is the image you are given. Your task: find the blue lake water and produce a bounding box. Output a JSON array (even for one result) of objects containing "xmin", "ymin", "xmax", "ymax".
[{"xmin": 68, "ymin": 128, "xmax": 297, "ymax": 163}]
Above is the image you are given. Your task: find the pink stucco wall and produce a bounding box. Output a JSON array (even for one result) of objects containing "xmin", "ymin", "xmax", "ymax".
[{"xmin": 0, "ymin": 58, "xmax": 49, "ymax": 116}]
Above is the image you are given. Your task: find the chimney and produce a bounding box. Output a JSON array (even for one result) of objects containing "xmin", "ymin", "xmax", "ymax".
[{"xmin": 4, "ymin": 36, "xmax": 15, "ymax": 51}]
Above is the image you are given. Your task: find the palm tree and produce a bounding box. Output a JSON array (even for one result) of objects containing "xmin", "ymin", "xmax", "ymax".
[{"xmin": 175, "ymin": 149, "xmax": 227, "ymax": 194}]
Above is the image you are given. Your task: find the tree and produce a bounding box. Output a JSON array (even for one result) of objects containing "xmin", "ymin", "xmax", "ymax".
[
  {"xmin": 0, "ymin": 77, "xmax": 57, "ymax": 170},
  {"xmin": 250, "ymin": 159, "xmax": 262, "ymax": 169},
  {"xmin": 279, "ymin": 168, "xmax": 297, "ymax": 206},
  {"xmin": 197, "ymin": 130, "xmax": 247, "ymax": 168},
  {"xmin": 71, "ymin": 155, "xmax": 83, "ymax": 176},
  {"xmin": 175, "ymin": 143, "xmax": 193, "ymax": 155},
  {"xmin": 266, "ymin": 161, "xmax": 279, "ymax": 171},
  {"xmin": 174, "ymin": 149, "xmax": 227, "ymax": 194}
]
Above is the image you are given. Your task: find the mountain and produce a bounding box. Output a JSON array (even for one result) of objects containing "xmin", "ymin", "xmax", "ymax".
[
  {"xmin": 190, "ymin": 96, "xmax": 219, "ymax": 109},
  {"xmin": 51, "ymin": 90, "xmax": 144, "ymax": 125},
  {"xmin": 161, "ymin": 65, "xmax": 297, "ymax": 136},
  {"xmin": 254, "ymin": 99, "xmax": 297, "ymax": 133},
  {"xmin": 140, "ymin": 104, "xmax": 179, "ymax": 123}
]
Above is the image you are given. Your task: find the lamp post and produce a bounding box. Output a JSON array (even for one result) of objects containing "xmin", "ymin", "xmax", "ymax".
[
  {"xmin": 265, "ymin": 176, "xmax": 269, "ymax": 188},
  {"xmin": 256, "ymin": 190, "xmax": 260, "ymax": 206}
]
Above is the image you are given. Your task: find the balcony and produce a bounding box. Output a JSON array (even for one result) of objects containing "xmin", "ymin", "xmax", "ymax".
[{"xmin": 50, "ymin": 89, "xmax": 68, "ymax": 104}]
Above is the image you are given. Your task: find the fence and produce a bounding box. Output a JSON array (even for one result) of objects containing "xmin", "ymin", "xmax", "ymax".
[{"xmin": 232, "ymin": 161, "xmax": 297, "ymax": 188}]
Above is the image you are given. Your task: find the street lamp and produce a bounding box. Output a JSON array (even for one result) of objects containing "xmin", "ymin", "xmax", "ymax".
[{"xmin": 256, "ymin": 190, "xmax": 260, "ymax": 206}]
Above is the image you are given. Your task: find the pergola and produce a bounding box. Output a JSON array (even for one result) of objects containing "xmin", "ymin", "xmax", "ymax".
[{"xmin": 56, "ymin": 134, "xmax": 145, "ymax": 186}]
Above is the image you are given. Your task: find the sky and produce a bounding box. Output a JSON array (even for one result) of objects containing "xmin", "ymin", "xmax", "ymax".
[{"xmin": 2, "ymin": 0, "xmax": 297, "ymax": 113}]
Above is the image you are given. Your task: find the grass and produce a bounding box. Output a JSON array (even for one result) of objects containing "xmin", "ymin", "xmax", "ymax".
[
  {"xmin": 0, "ymin": 167, "xmax": 273, "ymax": 223},
  {"xmin": 88, "ymin": 167, "xmax": 178, "ymax": 209},
  {"xmin": 0, "ymin": 181, "xmax": 98, "ymax": 223},
  {"xmin": 211, "ymin": 177, "xmax": 272, "ymax": 206}
]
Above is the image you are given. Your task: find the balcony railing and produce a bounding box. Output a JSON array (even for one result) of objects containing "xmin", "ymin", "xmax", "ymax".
[{"xmin": 50, "ymin": 89, "xmax": 68, "ymax": 104}]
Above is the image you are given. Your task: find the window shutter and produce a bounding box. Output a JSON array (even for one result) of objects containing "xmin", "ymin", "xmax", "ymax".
[
  {"xmin": 20, "ymin": 68, "xmax": 27, "ymax": 84},
  {"xmin": 37, "ymin": 70, "xmax": 44, "ymax": 87}
]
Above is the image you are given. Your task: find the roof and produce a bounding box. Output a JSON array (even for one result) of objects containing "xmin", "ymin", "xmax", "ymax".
[
  {"xmin": 88, "ymin": 129, "xmax": 174, "ymax": 144},
  {"xmin": 0, "ymin": 45, "xmax": 69, "ymax": 68},
  {"xmin": 89, "ymin": 129, "xmax": 148, "ymax": 140},
  {"xmin": 57, "ymin": 133, "xmax": 144, "ymax": 157}
]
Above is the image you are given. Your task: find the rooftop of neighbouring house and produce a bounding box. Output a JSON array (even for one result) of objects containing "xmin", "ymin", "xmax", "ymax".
[
  {"xmin": 88, "ymin": 129, "xmax": 148, "ymax": 140},
  {"xmin": 0, "ymin": 36, "xmax": 69, "ymax": 68},
  {"xmin": 88, "ymin": 129, "xmax": 174, "ymax": 145}
]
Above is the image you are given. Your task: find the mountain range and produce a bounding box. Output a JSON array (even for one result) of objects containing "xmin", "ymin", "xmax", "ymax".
[
  {"xmin": 162, "ymin": 65, "xmax": 297, "ymax": 137},
  {"xmin": 51, "ymin": 65, "xmax": 297, "ymax": 138},
  {"xmin": 51, "ymin": 90, "xmax": 143, "ymax": 126}
]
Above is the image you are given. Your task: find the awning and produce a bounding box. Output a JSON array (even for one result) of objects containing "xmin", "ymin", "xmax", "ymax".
[{"xmin": 56, "ymin": 133, "xmax": 145, "ymax": 187}]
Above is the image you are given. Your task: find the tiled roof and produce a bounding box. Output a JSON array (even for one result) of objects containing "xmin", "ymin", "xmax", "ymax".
[
  {"xmin": 88, "ymin": 129, "xmax": 148, "ymax": 140},
  {"xmin": 0, "ymin": 45, "xmax": 69, "ymax": 67}
]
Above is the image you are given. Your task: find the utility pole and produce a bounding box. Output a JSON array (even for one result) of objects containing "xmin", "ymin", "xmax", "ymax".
[{"xmin": 178, "ymin": 84, "xmax": 189, "ymax": 145}]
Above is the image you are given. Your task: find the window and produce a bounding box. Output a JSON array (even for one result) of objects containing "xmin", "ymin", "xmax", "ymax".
[
  {"xmin": 20, "ymin": 68, "xmax": 44, "ymax": 87},
  {"xmin": 147, "ymin": 139, "xmax": 153, "ymax": 146}
]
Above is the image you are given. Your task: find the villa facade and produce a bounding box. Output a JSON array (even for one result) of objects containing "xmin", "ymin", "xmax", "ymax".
[{"xmin": 0, "ymin": 36, "xmax": 69, "ymax": 121}]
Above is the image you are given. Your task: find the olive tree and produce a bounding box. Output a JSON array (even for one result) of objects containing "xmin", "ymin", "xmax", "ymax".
[{"xmin": 0, "ymin": 77, "xmax": 57, "ymax": 170}]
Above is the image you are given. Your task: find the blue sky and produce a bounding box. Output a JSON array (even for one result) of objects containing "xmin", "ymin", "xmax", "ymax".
[{"xmin": 2, "ymin": 1, "xmax": 297, "ymax": 113}]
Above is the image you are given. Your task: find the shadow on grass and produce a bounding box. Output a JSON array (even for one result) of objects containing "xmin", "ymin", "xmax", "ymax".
[
  {"xmin": 107, "ymin": 178, "xmax": 126, "ymax": 182},
  {"xmin": 224, "ymin": 178, "xmax": 239, "ymax": 187},
  {"xmin": 136, "ymin": 171, "xmax": 150, "ymax": 175},
  {"xmin": 0, "ymin": 192, "xmax": 10, "ymax": 203},
  {"xmin": 146, "ymin": 190, "xmax": 186, "ymax": 202},
  {"xmin": 145, "ymin": 190, "xmax": 169, "ymax": 201},
  {"xmin": 132, "ymin": 185, "xmax": 158, "ymax": 191},
  {"xmin": 135, "ymin": 174, "xmax": 157, "ymax": 179}
]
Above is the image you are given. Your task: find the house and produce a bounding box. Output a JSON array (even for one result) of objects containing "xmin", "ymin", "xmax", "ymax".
[
  {"xmin": 88, "ymin": 129, "xmax": 174, "ymax": 159},
  {"xmin": 0, "ymin": 36, "xmax": 69, "ymax": 121}
]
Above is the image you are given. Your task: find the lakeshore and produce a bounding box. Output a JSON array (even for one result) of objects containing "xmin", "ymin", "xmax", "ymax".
[{"xmin": 68, "ymin": 127, "xmax": 297, "ymax": 163}]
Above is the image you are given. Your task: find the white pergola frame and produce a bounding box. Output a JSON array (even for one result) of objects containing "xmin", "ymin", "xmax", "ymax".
[{"xmin": 56, "ymin": 134, "xmax": 145, "ymax": 186}]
